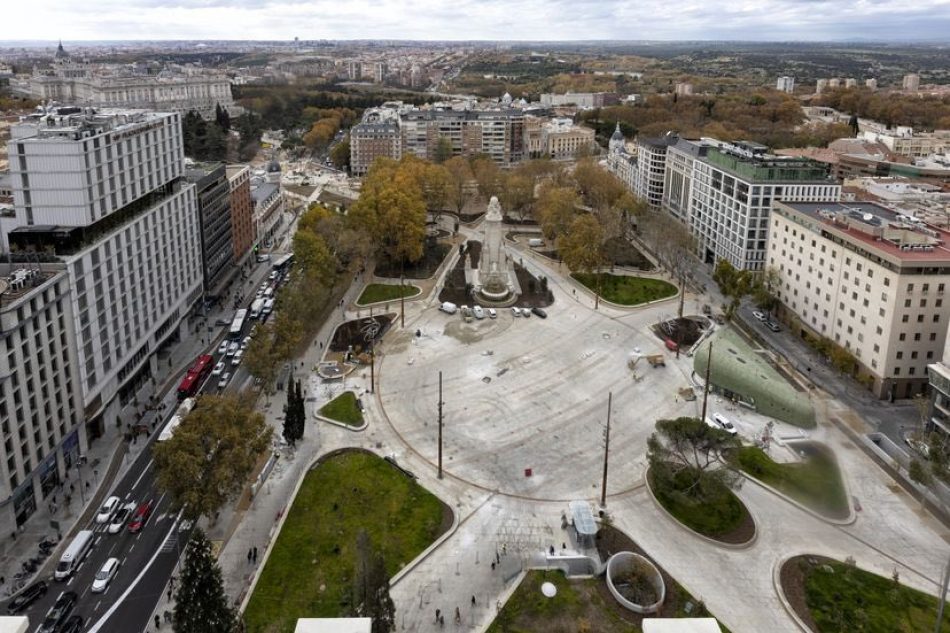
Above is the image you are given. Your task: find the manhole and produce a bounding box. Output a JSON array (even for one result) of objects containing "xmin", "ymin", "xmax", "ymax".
[{"xmin": 482, "ymin": 376, "xmax": 492, "ymax": 383}]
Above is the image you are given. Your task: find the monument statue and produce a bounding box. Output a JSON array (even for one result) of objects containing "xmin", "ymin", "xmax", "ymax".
[{"xmin": 477, "ymin": 196, "xmax": 514, "ymax": 302}]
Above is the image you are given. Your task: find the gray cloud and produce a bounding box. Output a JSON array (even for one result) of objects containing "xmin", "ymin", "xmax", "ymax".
[{"xmin": 8, "ymin": 0, "xmax": 950, "ymax": 41}]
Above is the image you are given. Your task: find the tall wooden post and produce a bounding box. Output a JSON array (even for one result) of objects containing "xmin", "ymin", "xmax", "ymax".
[
  {"xmin": 400, "ymin": 275, "xmax": 405, "ymax": 328},
  {"xmin": 700, "ymin": 342, "xmax": 713, "ymax": 423},
  {"xmin": 600, "ymin": 392, "xmax": 612, "ymax": 508},
  {"xmin": 438, "ymin": 371, "xmax": 444, "ymax": 479},
  {"xmin": 369, "ymin": 347, "xmax": 375, "ymax": 394}
]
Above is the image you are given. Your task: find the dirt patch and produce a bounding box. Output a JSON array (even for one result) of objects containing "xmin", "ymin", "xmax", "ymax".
[
  {"xmin": 442, "ymin": 319, "xmax": 502, "ymax": 344},
  {"xmin": 650, "ymin": 317, "xmax": 706, "ymax": 349},
  {"xmin": 329, "ymin": 315, "xmax": 394, "ymax": 353},
  {"xmin": 779, "ymin": 555, "xmax": 822, "ymax": 633},
  {"xmin": 603, "ymin": 237, "xmax": 655, "ymax": 270}
]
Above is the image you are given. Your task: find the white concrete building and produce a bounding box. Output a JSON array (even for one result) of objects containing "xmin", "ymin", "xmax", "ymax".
[
  {"xmin": 0, "ymin": 267, "xmax": 85, "ymax": 533},
  {"xmin": 605, "ymin": 124, "xmax": 637, "ymax": 192},
  {"xmin": 539, "ymin": 118, "xmax": 596, "ymax": 160},
  {"xmin": 664, "ymin": 139, "xmax": 840, "ymax": 270},
  {"xmin": 903, "ymin": 73, "xmax": 921, "ymax": 93},
  {"xmin": 635, "ymin": 133, "xmax": 679, "ymax": 209},
  {"xmin": 769, "ymin": 200, "xmax": 950, "ymax": 399},
  {"xmin": 4, "ymin": 107, "xmax": 203, "ymax": 434},
  {"xmin": 776, "ymin": 76, "xmax": 795, "ymax": 93}
]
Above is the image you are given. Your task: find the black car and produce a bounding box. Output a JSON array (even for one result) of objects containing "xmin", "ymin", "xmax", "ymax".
[
  {"xmin": 59, "ymin": 615, "xmax": 84, "ymax": 633},
  {"xmin": 531, "ymin": 307, "xmax": 548, "ymax": 319},
  {"xmin": 6, "ymin": 581, "xmax": 47, "ymax": 613},
  {"xmin": 37, "ymin": 590, "xmax": 77, "ymax": 633}
]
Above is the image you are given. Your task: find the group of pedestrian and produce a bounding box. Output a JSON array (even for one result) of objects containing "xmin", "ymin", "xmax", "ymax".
[{"xmin": 247, "ymin": 546, "xmax": 259, "ymax": 564}]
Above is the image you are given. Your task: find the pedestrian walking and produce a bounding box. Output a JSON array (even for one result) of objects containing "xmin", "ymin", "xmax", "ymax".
[
  {"xmin": 167, "ymin": 586, "xmax": 173, "ymax": 601},
  {"xmin": 155, "ymin": 614, "xmax": 161, "ymax": 629},
  {"xmin": 253, "ymin": 546, "xmax": 258, "ymax": 562},
  {"xmin": 491, "ymin": 561, "xmax": 495, "ymax": 571},
  {"xmin": 247, "ymin": 548, "xmax": 253, "ymax": 564},
  {"xmin": 435, "ymin": 608, "xmax": 440, "ymax": 623},
  {"xmin": 164, "ymin": 611, "xmax": 172, "ymax": 623},
  {"xmin": 439, "ymin": 615, "xmax": 444, "ymax": 627},
  {"xmin": 471, "ymin": 595, "xmax": 476, "ymax": 607},
  {"xmin": 454, "ymin": 607, "xmax": 461, "ymax": 624}
]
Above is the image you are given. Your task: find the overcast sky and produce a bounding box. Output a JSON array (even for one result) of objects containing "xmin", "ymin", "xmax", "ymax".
[{"xmin": 8, "ymin": 0, "xmax": 950, "ymax": 41}]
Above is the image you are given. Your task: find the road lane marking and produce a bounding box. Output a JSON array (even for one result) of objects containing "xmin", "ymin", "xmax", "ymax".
[{"xmin": 131, "ymin": 460, "xmax": 154, "ymax": 490}]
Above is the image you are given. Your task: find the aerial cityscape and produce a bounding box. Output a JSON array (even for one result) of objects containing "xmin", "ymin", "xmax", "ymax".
[{"xmin": 0, "ymin": 5, "xmax": 949, "ymax": 633}]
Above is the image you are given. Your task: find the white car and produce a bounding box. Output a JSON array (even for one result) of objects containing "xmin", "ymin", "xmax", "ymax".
[
  {"xmin": 752, "ymin": 310, "xmax": 767, "ymax": 321},
  {"xmin": 712, "ymin": 413, "xmax": 738, "ymax": 435},
  {"xmin": 511, "ymin": 307, "xmax": 522, "ymax": 317},
  {"xmin": 218, "ymin": 372, "xmax": 231, "ymax": 389},
  {"xmin": 472, "ymin": 305, "xmax": 485, "ymax": 320},
  {"xmin": 211, "ymin": 361, "xmax": 226, "ymax": 376},
  {"xmin": 521, "ymin": 307, "xmax": 531, "ymax": 318},
  {"xmin": 487, "ymin": 308, "xmax": 497, "ymax": 319},
  {"xmin": 91, "ymin": 558, "xmax": 120, "ymax": 593},
  {"xmin": 226, "ymin": 342, "xmax": 239, "ymax": 357},
  {"xmin": 108, "ymin": 502, "xmax": 135, "ymax": 534},
  {"xmin": 96, "ymin": 496, "xmax": 120, "ymax": 524},
  {"xmin": 231, "ymin": 350, "xmax": 244, "ymax": 366},
  {"xmin": 217, "ymin": 341, "xmax": 229, "ymax": 355}
]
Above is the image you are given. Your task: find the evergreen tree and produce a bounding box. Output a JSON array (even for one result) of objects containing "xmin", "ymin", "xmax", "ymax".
[
  {"xmin": 293, "ymin": 379, "xmax": 306, "ymax": 441},
  {"xmin": 174, "ymin": 529, "xmax": 237, "ymax": 633},
  {"xmin": 282, "ymin": 375, "xmax": 299, "ymax": 446},
  {"xmin": 351, "ymin": 530, "xmax": 396, "ymax": 633}
]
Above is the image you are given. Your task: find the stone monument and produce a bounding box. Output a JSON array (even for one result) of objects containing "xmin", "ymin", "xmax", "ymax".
[{"xmin": 477, "ymin": 196, "xmax": 515, "ymax": 302}]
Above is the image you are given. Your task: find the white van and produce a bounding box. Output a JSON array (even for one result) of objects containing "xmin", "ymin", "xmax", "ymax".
[
  {"xmin": 439, "ymin": 302, "xmax": 458, "ymax": 314},
  {"xmin": 55, "ymin": 529, "xmax": 94, "ymax": 580},
  {"xmin": 528, "ymin": 238, "xmax": 544, "ymax": 247},
  {"xmin": 263, "ymin": 287, "xmax": 274, "ymax": 299}
]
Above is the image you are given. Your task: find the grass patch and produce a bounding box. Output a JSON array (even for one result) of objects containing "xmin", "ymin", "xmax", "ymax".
[
  {"xmin": 572, "ymin": 273, "xmax": 677, "ymax": 306},
  {"xmin": 799, "ymin": 557, "xmax": 950, "ymax": 632},
  {"xmin": 731, "ymin": 444, "xmax": 849, "ymax": 519},
  {"xmin": 649, "ymin": 468, "xmax": 750, "ymax": 540},
  {"xmin": 244, "ymin": 450, "xmax": 449, "ymax": 633},
  {"xmin": 357, "ymin": 283, "xmax": 420, "ymax": 305},
  {"xmin": 375, "ymin": 240, "xmax": 451, "ymax": 279},
  {"xmin": 318, "ymin": 391, "xmax": 364, "ymax": 427}
]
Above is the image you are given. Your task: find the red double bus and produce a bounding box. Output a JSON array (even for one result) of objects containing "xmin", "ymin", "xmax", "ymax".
[{"xmin": 177, "ymin": 354, "xmax": 214, "ymax": 399}]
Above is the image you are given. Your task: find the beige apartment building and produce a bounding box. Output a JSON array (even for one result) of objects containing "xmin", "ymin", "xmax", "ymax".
[{"xmin": 768, "ymin": 200, "xmax": 950, "ymax": 399}]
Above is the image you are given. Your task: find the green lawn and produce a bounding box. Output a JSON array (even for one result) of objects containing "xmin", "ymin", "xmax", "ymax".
[
  {"xmin": 357, "ymin": 283, "xmax": 420, "ymax": 305},
  {"xmin": 801, "ymin": 558, "xmax": 950, "ymax": 632},
  {"xmin": 572, "ymin": 273, "xmax": 677, "ymax": 306},
  {"xmin": 318, "ymin": 391, "xmax": 364, "ymax": 427},
  {"xmin": 732, "ymin": 444, "xmax": 850, "ymax": 519},
  {"xmin": 244, "ymin": 451, "xmax": 447, "ymax": 633},
  {"xmin": 649, "ymin": 468, "xmax": 749, "ymax": 539}
]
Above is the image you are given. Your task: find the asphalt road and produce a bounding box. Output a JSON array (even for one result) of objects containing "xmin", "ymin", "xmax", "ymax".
[{"xmin": 4, "ymin": 249, "xmax": 290, "ymax": 632}]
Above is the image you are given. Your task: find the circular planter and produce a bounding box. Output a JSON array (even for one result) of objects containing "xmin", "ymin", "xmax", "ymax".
[{"xmin": 605, "ymin": 551, "xmax": 666, "ymax": 614}]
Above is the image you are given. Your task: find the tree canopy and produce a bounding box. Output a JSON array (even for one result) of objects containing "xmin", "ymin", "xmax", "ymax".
[
  {"xmin": 154, "ymin": 393, "xmax": 272, "ymax": 521},
  {"xmin": 173, "ymin": 528, "xmax": 237, "ymax": 633},
  {"xmin": 647, "ymin": 416, "xmax": 741, "ymax": 502}
]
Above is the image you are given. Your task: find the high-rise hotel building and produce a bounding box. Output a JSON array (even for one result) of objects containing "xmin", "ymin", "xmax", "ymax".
[{"xmin": 0, "ymin": 107, "xmax": 202, "ymax": 530}]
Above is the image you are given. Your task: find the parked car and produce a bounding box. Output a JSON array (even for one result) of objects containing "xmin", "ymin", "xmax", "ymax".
[
  {"xmin": 109, "ymin": 503, "xmax": 135, "ymax": 534},
  {"xmin": 752, "ymin": 310, "xmax": 767, "ymax": 321},
  {"xmin": 58, "ymin": 615, "xmax": 84, "ymax": 633},
  {"xmin": 439, "ymin": 301, "xmax": 458, "ymax": 315},
  {"xmin": 91, "ymin": 558, "xmax": 120, "ymax": 593},
  {"xmin": 472, "ymin": 305, "xmax": 485, "ymax": 320},
  {"xmin": 95, "ymin": 496, "xmax": 120, "ymax": 524},
  {"xmin": 217, "ymin": 341, "xmax": 229, "ymax": 355},
  {"xmin": 226, "ymin": 342, "xmax": 239, "ymax": 357},
  {"xmin": 712, "ymin": 413, "xmax": 738, "ymax": 435},
  {"xmin": 218, "ymin": 372, "xmax": 231, "ymax": 389},
  {"xmin": 521, "ymin": 307, "xmax": 531, "ymax": 318},
  {"xmin": 531, "ymin": 307, "xmax": 548, "ymax": 319},
  {"xmin": 231, "ymin": 350, "xmax": 244, "ymax": 367},
  {"xmin": 511, "ymin": 307, "xmax": 522, "ymax": 317},
  {"xmin": 37, "ymin": 590, "xmax": 77, "ymax": 633},
  {"xmin": 211, "ymin": 361, "xmax": 226, "ymax": 376},
  {"xmin": 487, "ymin": 308, "xmax": 497, "ymax": 319},
  {"xmin": 127, "ymin": 501, "xmax": 153, "ymax": 533},
  {"xmin": 6, "ymin": 581, "xmax": 47, "ymax": 614},
  {"xmin": 765, "ymin": 321, "xmax": 781, "ymax": 332}
]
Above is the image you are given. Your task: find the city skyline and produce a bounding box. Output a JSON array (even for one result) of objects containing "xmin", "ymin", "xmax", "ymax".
[{"xmin": 6, "ymin": 0, "xmax": 950, "ymax": 42}]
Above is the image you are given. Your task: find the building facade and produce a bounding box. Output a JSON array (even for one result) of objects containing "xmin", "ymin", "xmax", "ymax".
[
  {"xmin": 0, "ymin": 267, "xmax": 85, "ymax": 534},
  {"xmin": 400, "ymin": 109, "xmax": 525, "ymax": 167},
  {"xmin": 667, "ymin": 140, "xmax": 840, "ymax": 270},
  {"xmin": 539, "ymin": 118, "xmax": 596, "ymax": 160},
  {"xmin": 605, "ymin": 124, "xmax": 637, "ymax": 192},
  {"xmin": 226, "ymin": 165, "xmax": 255, "ymax": 262},
  {"xmin": 251, "ymin": 181, "xmax": 284, "ymax": 246},
  {"xmin": 769, "ymin": 201, "xmax": 950, "ymax": 399},
  {"xmin": 635, "ymin": 134, "xmax": 679, "ymax": 209},
  {"xmin": 349, "ymin": 122, "xmax": 402, "ymax": 176},
  {"xmin": 185, "ymin": 162, "xmax": 234, "ymax": 296},
  {"xmin": 4, "ymin": 107, "xmax": 203, "ymax": 434},
  {"xmin": 776, "ymin": 76, "xmax": 795, "ymax": 93},
  {"xmin": 903, "ymin": 73, "xmax": 921, "ymax": 93}
]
